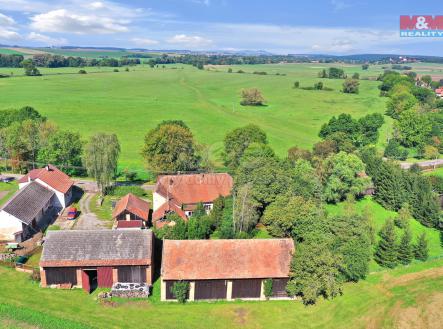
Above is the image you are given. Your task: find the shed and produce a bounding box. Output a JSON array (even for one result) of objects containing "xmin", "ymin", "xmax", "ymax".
[{"xmin": 112, "ymin": 193, "xmax": 150, "ymax": 226}]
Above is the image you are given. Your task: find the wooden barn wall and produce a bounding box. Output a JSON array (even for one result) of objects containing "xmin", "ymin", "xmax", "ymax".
[
  {"xmin": 97, "ymin": 267, "xmax": 113, "ymax": 288},
  {"xmin": 194, "ymin": 280, "xmax": 227, "ymax": 300},
  {"xmin": 271, "ymin": 278, "xmax": 289, "ymax": 298},
  {"xmin": 45, "ymin": 267, "xmax": 77, "ymax": 285},
  {"xmin": 232, "ymin": 279, "xmax": 262, "ymax": 299},
  {"xmin": 117, "ymin": 266, "xmax": 147, "ymax": 283}
]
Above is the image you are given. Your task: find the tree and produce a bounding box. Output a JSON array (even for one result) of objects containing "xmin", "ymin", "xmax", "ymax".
[
  {"xmin": 352, "ymin": 73, "xmax": 359, "ymax": 80},
  {"xmin": 83, "ymin": 133, "xmax": 120, "ymax": 195},
  {"xmin": 314, "ymin": 81, "xmax": 323, "ymax": 90},
  {"xmin": 420, "ymin": 75, "xmax": 432, "ymax": 87},
  {"xmin": 395, "ymin": 110, "xmax": 432, "ymax": 147},
  {"xmin": 240, "ymin": 88, "xmax": 265, "ymax": 106},
  {"xmin": 287, "ymin": 241, "xmax": 343, "ymax": 305},
  {"xmin": 414, "ymin": 233, "xmax": 429, "ymax": 261},
  {"xmin": 313, "ymin": 139, "xmax": 338, "ymax": 158},
  {"xmin": 21, "ymin": 59, "xmax": 41, "ymax": 76},
  {"xmin": 342, "ymin": 79, "xmax": 359, "ymax": 94},
  {"xmin": 394, "ymin": 203, "xmax": 411, "ymax": 228},
  {"xmin": 386, "ymin": 88, "xmax": 418, "ymax": 119},
  {"xmin": 327, "ymin": 67, "xmax": 346, "ymax": 79},
  {"xmin": 233, "ymin": 183, "xmax": 260, "ymax": 234},
  {"xmin": 223, "ymin": 124, "xmax": 267, "ymax": 170},
  {"xmin": 171, "ymin": 281, "xmax": 189, "ymax": 303},
  {"xmin": 38, "ymin": 130, "xmax": 83, "ymax": 175},
  {"xmin": 142, "ymin": 122, "xmax": 200, "ymax": 173},
  {"xmin": 374, "ymin": 219, "xmax": 398, "ymax": 268},
  {"xmin": 287, "ymin": 146, "xmax": 312, "ymax": 163},
  {"xmin": 397, "ymin": 224, "xmax": 413, "ymax": 265},
  {"xmin": 357, "ymin": 113, "xmax": 384, "ymax": 145},
  {"xmin": 384, "ymin": 139, "xmax": 408, "ymax": 160},
  {"xmin": 290, "ymin": 159, "xmax": 322, "ymax": 201},
  {"xmin": 423, "ymin": 145, "xmax": 439, "ymax": 160},
  {"xmin": 329, "ymin": 213, "xmax": 372, "ymax": 281},
  {"xmin": 362, "ymin": 64, "xmax": 369, "ymax": 70},
  {"xmin": 262, "ymin": 195, "xmax": 323, "ymax": 240},
  {"xmin": 323, "ymin": 152, "xmax": 371, "ymax": 203},
  {"xmin": 293, "ymin": 81, "xmax": 300, "ymax": 88}
]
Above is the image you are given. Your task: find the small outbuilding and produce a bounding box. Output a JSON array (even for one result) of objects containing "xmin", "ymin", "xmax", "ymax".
[
  {"xmin": 161, "ymin": 238, "xmax": 294, "ymax": 301},
  {"xmin": 40, "ymin": 230, "xmax": 154, "ymax": 292},
  {"xmin": 112, "ymin": 193, "xmax": 150, "ymax": 229}
]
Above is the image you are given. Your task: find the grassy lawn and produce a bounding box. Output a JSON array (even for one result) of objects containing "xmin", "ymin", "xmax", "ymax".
[
  {"xmin": 0, "ymin": 62, "xmax": 393, "ymax": 171},
  {"xmin": 425, "ymin": 167, "xmax": 443, "ymax": 178},
  {"xmin": 326, "ymin": 197, "xmax": 443, "ymax": 272},
  {"xmin": 0, "ymin": 182, "xmax": 18, "ymax": 207},
  {"xmin": 0, "ymin": 259, "xmax": 442, "ymax": 328},
  {"xmin": 89, "ymin": 194, "xmax": 115, "ymax": 222}
]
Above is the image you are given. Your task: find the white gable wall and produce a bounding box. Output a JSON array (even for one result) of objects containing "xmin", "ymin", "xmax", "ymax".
[
  {"xmin": 153, "ymin": 192, "xmax": 167, "ymax": 211},
  {"xmin": 34, "ymin": 178, "xmax": 67, "ymax": 208},
  {"xmin": 0, "ymin": 210, "xmax": 24, "ymax": 241}
]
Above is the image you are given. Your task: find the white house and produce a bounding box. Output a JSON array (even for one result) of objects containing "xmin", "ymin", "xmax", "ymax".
[
  {"xmin": 0, "ymin": 182, "xmax": 55, "ymax": 242},
  {"xmin": 18, "ymin": 164, "xmax": 73, "ymax": 208}
]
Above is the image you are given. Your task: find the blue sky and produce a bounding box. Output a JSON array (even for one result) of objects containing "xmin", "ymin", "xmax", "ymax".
[{"xmin": 0, "ymin": 0, "xmax": 441, "ymax": 54}]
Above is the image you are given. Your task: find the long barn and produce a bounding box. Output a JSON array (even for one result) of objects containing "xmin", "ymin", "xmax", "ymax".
[
  {"xmin": 161, "ymin": 239, "xmax": 294, "ymax": 301},
  {"xmin": 40, "ymin": 230, "xmax": 154, "ymax": 292}
]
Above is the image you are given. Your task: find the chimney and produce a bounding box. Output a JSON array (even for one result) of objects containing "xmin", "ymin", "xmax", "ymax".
[{"xmin": 45, "ymin": 165, "xmax": 50, "ymax": 171}]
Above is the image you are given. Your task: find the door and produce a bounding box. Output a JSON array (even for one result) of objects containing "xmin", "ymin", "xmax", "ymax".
[
  {"xmin": 81, "ymin": 270, "xmax": 90, "ymax": 293},
  {"xmin": 97, "ymin": 267, "xmax": 113, "ymax": 288},
  {"xmin": 232, "ymin": 279, "xmax": 262, "ymax": 299},
  {"xmin": 194, "ymin": 280, "xmax": 227, "ymax": 300}
]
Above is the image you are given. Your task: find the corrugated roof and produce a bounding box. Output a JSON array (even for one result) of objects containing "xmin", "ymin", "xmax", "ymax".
[
  {"xmin": 155, "ymin": 173, "xmax": 233, "ymax": 205},
  {"xmin": 162, "ymin": 239, "xmax": 294, "ymax": 280},
  {"xmin": 112, "ymin": 193, "xmax": 150, "ymax": 221},
  {"xmin": 19, "ymin": 164, "xmax": 73, "ymax": 194},
  {"xmin": 40, "ymin": 230, "xmax": 153, "ymax": 267},
  {"xmin": 1, "ymin": 182, "xmax": 54, "ymax": 225}
]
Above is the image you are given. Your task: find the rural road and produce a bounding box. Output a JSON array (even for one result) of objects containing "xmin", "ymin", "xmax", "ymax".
[
  {"xmin": 74, "ymin": 192, "xmax": 108, "ymax": 230},
  {"xmin": 399, "ymin": 159, "xmax": 443, "ymax": 170}
]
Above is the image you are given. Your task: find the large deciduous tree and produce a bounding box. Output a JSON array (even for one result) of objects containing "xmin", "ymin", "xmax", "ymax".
[
  {"xmin": 83, "ymin": 133, "xmax": 120, "ymax": 195},
  {"xmin": 142, "ymin": 122, "xmax": 200, "ymax": 173},
  {"xmin": 223, "ymin": 124, "xmax": 267, "ymax": 171}
]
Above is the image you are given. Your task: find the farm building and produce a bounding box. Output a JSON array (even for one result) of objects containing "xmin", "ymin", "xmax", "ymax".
[
  {"xmin": 161, "ymin": 238, "xmax": 294, "ymax": 301},
  {"xmin": 0, "ymin": 182, "xmax": 56, "ymax": 242},
  {"xmin": 18, "ymin": 164, "xmax": 74, "ymax": 208},
  {"xmin": 152, "ymin": 173, "xmax": 233, "ymax": 227},
  {"xmin": 40, "ymin": 230, "xmax": 154, "ymax": 292},
  {"xmin": 112, "ymin": 193, "xmax": 150, "ymax": 229}
]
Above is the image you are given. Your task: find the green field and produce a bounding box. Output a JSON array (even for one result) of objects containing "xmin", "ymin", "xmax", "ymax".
[
  {"xmin": 0, "ymin": 48, "xmax": 26, "ymax": 55},
  {"xmin": 42, "ymin": 48, "xmax": 144, "ymax": 59},
  {"xmin": 0, "ymin": 259, "xmax": 442, "ymax": 329},
  {"xmin": 0, "ymin": 63, "xmax": 394, "ymax": 170}
]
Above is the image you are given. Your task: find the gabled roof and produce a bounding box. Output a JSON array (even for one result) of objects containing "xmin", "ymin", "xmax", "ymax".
[
  {"xmin": 162, "ymin": 239, "xmax": 295, "ymax": 280},
  {"xmin": 40, "ymin": 230, "xmax": 153, "ymax": 267},
  {"xmin": 152, "ymin": 200, "xmax": 187, "ymax": 223},
  {"xmin": 19, "ymin": 164, "xmax": 73, "ymax": 194},
  {"xmin": 112, "ymin": 193, "xmax": 150, "ymax": 221},
  {"xmin": 154, "ymin": 173, "xmax": 233, "ymax": 206},
  {"xmin": 1, "ymin": 182, "xmax": 54, "ymax": 225}
]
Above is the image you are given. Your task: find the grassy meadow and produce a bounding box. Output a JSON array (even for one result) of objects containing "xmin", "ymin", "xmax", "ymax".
[
  {"xmin": 0, "ymin": 62, "xmax": 392, "ymax": 170},
  {"xmin": 0, "ymin": 258, "xmax": 442, "ymax": 329}
]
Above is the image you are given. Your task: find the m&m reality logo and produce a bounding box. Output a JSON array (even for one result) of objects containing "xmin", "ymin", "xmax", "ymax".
[{"xmin": 400, "ymin": 15, "xmax": 443, "ymax": 37}]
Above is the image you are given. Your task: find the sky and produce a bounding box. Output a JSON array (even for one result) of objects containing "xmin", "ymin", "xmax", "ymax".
[{"xmin": 0, "ymin": 0, "xmax": 442, "ymax": 55}]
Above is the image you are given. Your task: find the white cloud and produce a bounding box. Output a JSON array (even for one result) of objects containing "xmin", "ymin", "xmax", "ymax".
[
  {"xmin": 89, "ymin": 1, "xmax": 106, "ymax": 10},
  {"xmin": 30, "ymin": 9, "xmax": 129, "ymax": 34},
  {"xmin": 0, "ymin": 28, "xmax": 21, "ymax": 41},
  {"xmin": 191, "ymin": 0, "xmax": 211, "ymax": 6},
  {"xmin": 0, "ymin": 0, "xmax": 50, "ymax": 12},
  {"xmin": 167, "ymin": 34, "xmax": 213, "ymax": 48},
  {"xmin": 27, "ymin": 32, "xmax": 67, "ymax": 45},
  {"xmin": 0, "ymin": 12, "xmax": 15, "ymax": 26},
  {"xmin": 131, "ymin": 37, "xmax": 159, "ymax": 46}
]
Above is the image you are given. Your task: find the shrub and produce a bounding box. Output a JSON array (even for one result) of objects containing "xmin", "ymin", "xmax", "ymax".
[
  {"xmin": 171, "ymin": 281, "xmax": 189, "ymax": 303},
  {"xmin": 228, "ymin": 68, "xmax": 233, "ymax": 73},
  {"xmin": 125, "ymin": 67, "xmax": 129, "ymax": 72},
  {"xmin": 253, "ymin": 71, "xmax": 267, "ymax": 75},
  {"xmin": 293, "ymin": 81, "xmax": 300, "ymax": 88},
  {"xmin": 78, "ymin": 69, "xmax": 87, "ymax": 74},
  {"xmin": 263, "ymin": 279, "xmax": 273, "ymax": 299},
  {"xmin": 113, "ymin": 69, "xmax": 119, "ymax": 72},
  {"xmin": 384, "ymin": 139, "xmax": 408, "ymax": 160},
  {"xmin": 237, "ymin": 69, "xmax": 245, "ymax": 73},
  {"xmin": 314, "ymin": 81, "xmax": 323, "ymax": 90},
  {"xmin": 240, "ymin": 88, "xmax": 265, "ymax": 106},
  {"xmin": 343, "ymin": 79, "xmax": 359, "ymax": 94}
]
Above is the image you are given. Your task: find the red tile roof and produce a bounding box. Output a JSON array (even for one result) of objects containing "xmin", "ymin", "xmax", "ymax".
[
  {"xmin": 116, "ymin": 220, "xmax": 144, "ymax": 229},
  {"xmin": 155, "ymin": 173, "xmax": 233, "ymax": 205},
  {"xmin": 162, "ymin": 239, "xmax": 295, "ymax": 280},
  {"xmin": 112, "ymin": 193, "xmax": 150, "ymax": 221},
  {"xmin": 19, "ymin": 164, "xmax": 73, "ymax": 194},
  {"xmin": 152, "ymin": 200, "xmax": 187, "ymax": 224}
]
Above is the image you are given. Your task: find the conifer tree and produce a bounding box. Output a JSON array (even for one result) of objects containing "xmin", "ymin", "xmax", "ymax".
[
  {"xmin": 397, "ymin": 224, "xmax": 413, "ymax": 265},
  {"xmin": 414, "ymin": 233, "xmax": 429, "ymax": 261},
  {"xmin": 374, "ymin": 219, "xmax": 398, "ymax": 268}
]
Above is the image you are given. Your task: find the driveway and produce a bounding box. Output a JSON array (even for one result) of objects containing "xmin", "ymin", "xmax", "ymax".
[
  {"xmin": 74, "ymin": 193, "xmax": 109, "ymax": 230},
  {"xmin": 399, "ymin": 159, "xmax": 443, "ymax": 170}
]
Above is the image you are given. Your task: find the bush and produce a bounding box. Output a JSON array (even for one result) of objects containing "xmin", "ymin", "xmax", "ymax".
[
  {"xmin": 125, "ymin": 67, "xmax": 129, "ymax": 72},
  {"xmin": 263, "ymin": 279, "xmax": 273, "ymax": 299},
  {"xmin": 171, "ymin": 281, "xmax": 189, "ymax": 303},
  {"xmin": 384, "ymin": 139, "xmax": 408, "ymax": 160},
  {"xmin": 240, "ymin": 88, "xmax": 265, "ymax": 106},
  {"xmin": 237, "ymin": 70, "xmax": 245, "ymax": 73},
  {"xmin": 78, "ymin": 69, "xmax": 87, "ymax": 74},
  {"xmin": 342, "ymin": 79, "xmax": 359, "ymax": 94},
  {"xmin": 293, "ymin": 81, "xmax": 300, "ymax": 88},
  {"xmin": 228, "ymin": 68, "xmax": 233, "ymax": 73},
  {"xmin": 253, "ymin": 71, "xmax": 267, "ymax": 75},
  {"xmin": 113, "ymin": 69, "xmax": 119, "ymax": 72},
  {"xmin": 314, "ymin": 81, "xmax": 323, "ymax": 90}
]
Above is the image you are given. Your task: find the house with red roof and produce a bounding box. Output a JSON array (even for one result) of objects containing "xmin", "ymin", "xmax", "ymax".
[
  {"xmin": 18, "ymin": 164, "xmax": 74, "ymax": 208},
  {"xmin": 112, "ymin": 193, "xmax": 151, "ymax": 229},
  {"xmin": 152, "ymin": 173, "xmax": 233, "ymax": 228},
  {"xmin": 436, "ymin": 88, "xmax": 443, "ymax": 98}
]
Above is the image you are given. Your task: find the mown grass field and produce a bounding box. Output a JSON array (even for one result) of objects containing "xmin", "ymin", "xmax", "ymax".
[
  {"xmin": 0, "ymin": 259, "xmax": 442, "ymax": 329},
  {"xmin": 0, "ymin": 63, "xmax": 391, "ymax": 171}
]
